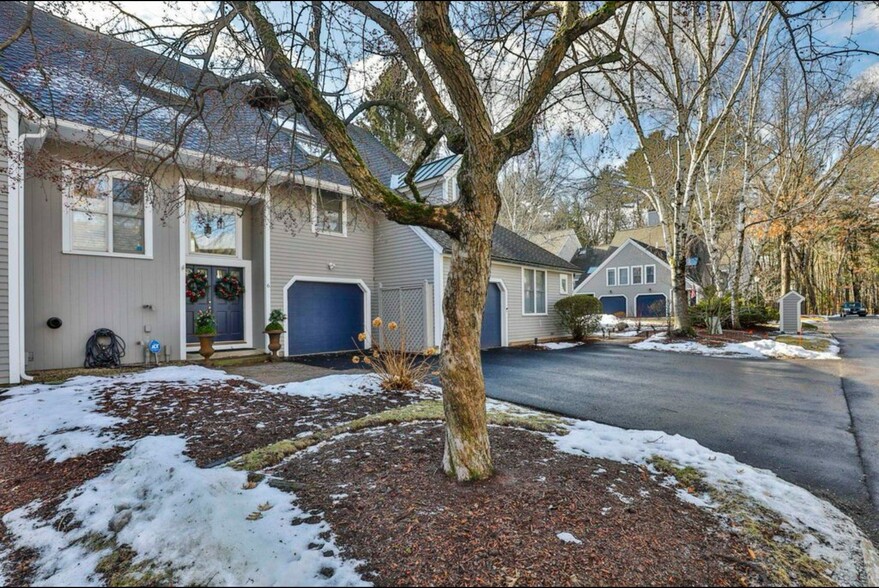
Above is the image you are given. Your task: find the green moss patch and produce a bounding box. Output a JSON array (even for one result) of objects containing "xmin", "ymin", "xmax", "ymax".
[{"xmin": 232, "ymin": 400, "xmax": 566, "ymax": 472}]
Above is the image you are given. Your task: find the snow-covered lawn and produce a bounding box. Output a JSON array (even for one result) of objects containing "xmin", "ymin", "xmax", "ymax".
[
  {"xmin": 1, "ymin": 365, "xmax": 874, "ymax": 586},
  {"xmin": 630, "ymin": 332, "xmax": 841, "ymax": 360},
  {"xmin": 536, "ymin": 341, "xmax": 582, "ymax": 350}
]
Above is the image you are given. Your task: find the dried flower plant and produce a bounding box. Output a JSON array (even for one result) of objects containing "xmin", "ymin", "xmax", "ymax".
[{"xmin": 353, "ymin": 316, "xmax": 437, "ymax": 391}]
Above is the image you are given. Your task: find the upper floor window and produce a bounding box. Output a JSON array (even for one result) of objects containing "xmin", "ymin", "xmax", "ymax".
[
  {"xmin": 63, "ymin": 168, "xmax": 152, "ymax": 259},
  {"xmin": 645, "ymin": 264, "xmax": 656, "ymax": 284},
  {"xmin": 313, "ymin": 190, "xmax": 347, "ymax": 236},
  {"xmin": 188, "ymin": 201, "xmax": 241, "ymax": 257},
  {"xmin": 560, "ymin": 274, "xmax": 570, "ymax": 295},
  {"xmin": 618, "ymin": 267, "xmax": 630, "ymax": 286},
  {"xmin": 523, "ymin": 268, "xmax": 547, "ymax": 315},
  {"xmin": 632, "ymin": 266, "xmax": 643, "ymax": 285},
  {"xmin": 606, "ymin": 267, "xmax": 616, "ymax": 287}
]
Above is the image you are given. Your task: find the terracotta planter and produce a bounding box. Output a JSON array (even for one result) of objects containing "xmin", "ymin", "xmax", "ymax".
[
  {"xmin": 198, "ymin": 334, "xmax": 216, "ymax": 365},
  {"xmin": 265, "ymin": 329, "xmax": 285, "ymax": 361}
]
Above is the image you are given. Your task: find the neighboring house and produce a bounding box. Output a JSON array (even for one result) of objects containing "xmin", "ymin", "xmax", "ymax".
[
  {"xmin": 526, "ymin": 229, "xmax": 582, "ymax": 264},
  {"xmin": 572, "ymin": 238, "xmax": 700, "ymax": 317},
  {"xmin": 571, "ymin": 244, "xmax": 617, "ymax": 285},
  {"xmin": 0, "ymin": 4, "xmax": 576, "ymax": 381}
]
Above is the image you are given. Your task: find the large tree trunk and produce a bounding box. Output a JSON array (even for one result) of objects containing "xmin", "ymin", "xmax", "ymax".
[
  {"xmin": 670, "ymin": 208, "xmax": 693, "ymax": 333},
  {"xmin": 439, "ymin": 163, "xmax": 498, "ymax": 482},
  {"xmin": 780, "ymin": 228, "xmax": 792, "ymax": 294}
]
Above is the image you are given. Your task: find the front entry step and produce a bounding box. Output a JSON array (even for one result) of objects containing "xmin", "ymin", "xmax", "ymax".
[{"xmin": 186, "ymin": 348, "xmax": 268, "ymax": 362}]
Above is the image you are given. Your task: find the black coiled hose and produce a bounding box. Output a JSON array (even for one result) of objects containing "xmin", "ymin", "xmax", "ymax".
[{"xmin": 84, "ymin": 328, "xmax": 126, "ymax": 368}]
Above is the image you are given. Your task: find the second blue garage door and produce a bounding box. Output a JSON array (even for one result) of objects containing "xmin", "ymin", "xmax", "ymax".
[
  {"xmin": 288, "ymin": 281, "xmax": 365, "ymax": 355},
  {"xmin": 637, "ymin": 294, "xmax": 667, "ymax": 317},
  {"xmin": 600, "ymin": 295, "xmax": 627, "ymax": 316},
  {"xmin": 480, "ymin": 283, "xmax": 503, "ymax": 349}
]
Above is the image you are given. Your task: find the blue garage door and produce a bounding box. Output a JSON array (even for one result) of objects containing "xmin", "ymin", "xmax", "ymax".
[
  {"xmin": 481, "ymin": 283, "xmax": 502, "ymax": 349},
  {"xmin": 600, "ymin": 295, "xmax": 627, "ymax": 316},
  {"xmin": 637, "ymin": 294, "xmax": 667, "ymax": 317},
  {"xmin": 288, "ymin": 281, "xmax": 364, "ymax": 355}
]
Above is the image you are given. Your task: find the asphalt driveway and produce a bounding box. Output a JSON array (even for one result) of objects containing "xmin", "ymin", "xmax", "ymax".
[{"xmin": 481, "ymin": 321, "xmax": 879, "ymax": 541}]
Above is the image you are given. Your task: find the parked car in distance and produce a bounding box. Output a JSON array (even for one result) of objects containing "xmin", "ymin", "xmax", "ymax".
[{"xmin": 841, "ymin": 301, "xmax": 868, "ymax": 317}]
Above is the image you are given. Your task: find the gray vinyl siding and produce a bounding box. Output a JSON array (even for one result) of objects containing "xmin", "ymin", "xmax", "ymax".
[
  {"xmin": 0, "ymin": 111, "xmax": 10, "ymax": 382},
  {"xmin": 443, "ymin": 257, "xmax": 574, "ymax": 344},
  {"xmin": 372, "ymin": 218, "xmax": 436, "ymax": 349},
  {"xmin": 24, "ymin": 160, "xmax": 183, "ymax": 370},
  {"xmin": 574, "ymin": 240, "xmax": 672, "ymax": 316},
  {"xmin": 268, "ymin": 191, "xmax": 375, "ymax": 346}
]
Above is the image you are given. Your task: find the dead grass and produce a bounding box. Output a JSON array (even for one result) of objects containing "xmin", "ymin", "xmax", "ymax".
[{"xmin": 775, "ymin": 335, "xmax": 831, "ymax": 352}]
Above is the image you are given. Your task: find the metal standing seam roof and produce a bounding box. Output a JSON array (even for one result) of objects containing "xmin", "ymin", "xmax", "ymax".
[{"xmin": 391, "ymin": 153, "xmax": 462, "ymax": 189}]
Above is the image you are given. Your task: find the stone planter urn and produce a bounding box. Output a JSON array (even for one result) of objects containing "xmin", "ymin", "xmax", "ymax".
[
  {"xmin": 198, "ymin": 334, "xmax": 216, "ymax": 365},
  {"xmin": 265, "ymin": 329, "xmax": 285, "ymax": 361}
]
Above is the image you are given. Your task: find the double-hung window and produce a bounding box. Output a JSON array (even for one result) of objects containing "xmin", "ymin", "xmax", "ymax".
[
  {"xmin": 607, "ymin": 267, "xmax": 616, "ymax": 286},
  {"xmin": 618, "ymin": 267, "xmax": 630, "ymax": 286},
  {"xmin": 632, "ymin": 266, "xmax": 643, "ymax": 285},
  {"xmin": 645, "ymin": 264, "xmax": 656, "ymax": 284},
  {"xmin": 312, "ymin": 190, "xmax": 347, "ymax": 236},
  {"xmin": 63, "ymin": 168, "xmax": 152, "ymax": 258},
  {"xmin": 523, "ymin": 268, "xmax": 547, "ymax": 314}
]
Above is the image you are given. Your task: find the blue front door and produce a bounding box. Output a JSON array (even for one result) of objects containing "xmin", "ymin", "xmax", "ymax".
[
  {"xmin": 186, "ymin": 265, "xmax": 245, "ymax": 344},
  {"xmin": 481, "ymin": 283, "xmax": 502, "ymax": 349},
  {"xmin": 288, "ymin": 281, "xmax": 365, "ymax": 355}
]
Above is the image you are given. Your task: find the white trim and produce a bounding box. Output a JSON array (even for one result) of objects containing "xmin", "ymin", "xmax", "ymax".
[
  {"xmin": 310, "ymin": 188, "xmax": 348, "ymax": 237},
  {"xmin": 281, "ymin": 276, "xmax": 372, "ymax": 357},
  {"xmin": 5, "ymin": 106, "xmax": 20, "ymax": 383},
  {"xmin": 634, "ymin": 293, "xmax": 668, "ymax": 317},
  {"xmin": 618, "ymin": 266, "xmax": 630, "ymax": 286},
  {"xmin": 186, "ymin": 199, "xmax": 245, "ymax": 260},
  {"xmin": 410, "ymin": 226, "xmax": 444, "ymax": 253},
  {"xmin": 644, "ymin": 264, "xmax": 657, "ymax": 285},
  {"xmin": 488, "ymin": 278, "xmax": 509, "ymax": 347},
  {"xmin": 559, "ymin": 273, "xmax": 570, "ymax": 295},
  {"xmin": 438, "ymin": 251, "xmax": 576, "ymax": 275},
  {"xmin": 0, "ymin": 80, "xmax": 42, "ymax": 120},
  {"xmin": 177, "ymin": 179, "xmax": 187, "ymax": 360},
  {"xmin": 599, "ymin": 294, "xmax": 629, "ymax": 316},
  {"xmin": 262, "ymin": 191, "xmax": 272, "ymax": 352},
  {"xmin": 61, "ymin": 166, "xmax": 155, "ymax": 259},
  {"xmin": 631, "ymin": 264, "xmax": 644, "ymax": 285},
  {"xmin": 606, "ymin": 267, "xmax": 616, "ymax": 287},
  {"xmin": 521, "ymin": 267, "xmax": 548, "ymax": 316},
  {"xmin": 574, "ymin": 238, "xmax": 697, "ymax": 294},
  {"xmin": 184, "ymin": 259, "xmax": 254, "ymax": 352},
  {"xmin": 51, "ymin": 118, "xmax": 357, "ymax": 196}
]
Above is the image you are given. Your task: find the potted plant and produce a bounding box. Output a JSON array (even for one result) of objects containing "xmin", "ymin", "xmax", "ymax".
[
  {"xmin": 194, "ymin": 309, "xmax": 217, "ymax": 365},
  {"xmin": 264, "ymin": 309, "xmax": 286, "ymax": 360}
]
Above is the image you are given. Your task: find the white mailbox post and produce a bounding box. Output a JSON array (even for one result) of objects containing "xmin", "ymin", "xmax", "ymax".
[{"xmin": 778, "ymin": 290, "xmax": 805, "ymax": 334}]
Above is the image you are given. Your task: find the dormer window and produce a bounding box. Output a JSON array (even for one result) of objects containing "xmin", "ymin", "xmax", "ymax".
[
  {"xmin": 273, "ymin": 115, "xmax": 337, "ymax": 162},
  {"xmin": 445, "ymin": 177, "xmax": 458, "ymax": 202}
]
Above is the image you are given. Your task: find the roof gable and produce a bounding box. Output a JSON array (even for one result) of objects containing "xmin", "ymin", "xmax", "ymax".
[{"xmin": 574, "ymin": 238, "xmax": 699, "ymax": 292}]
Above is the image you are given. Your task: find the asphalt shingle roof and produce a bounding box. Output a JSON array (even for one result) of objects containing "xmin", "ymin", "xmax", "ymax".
[
  {"xmin": 0, "ymin": 2, "xmax": 409, "ymax": 188},
  {"xmin": 425, "ymin": 225, "xmax": 581, "ymax": 272},
  {"xmin": 0, "ymin": 4, "xmax": 577, "ymax": 273}
]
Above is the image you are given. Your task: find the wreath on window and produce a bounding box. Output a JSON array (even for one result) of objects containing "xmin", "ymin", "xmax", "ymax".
[
  {"xmin": 215, "ymin": 274, "xmax": 245, "ymax": 301},
  {"xmin": 185, "ymin": 270, "xmax": 209, "ymax": 303}
]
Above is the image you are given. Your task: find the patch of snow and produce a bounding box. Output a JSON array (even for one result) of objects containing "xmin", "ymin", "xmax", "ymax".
[
  {"xmin": 3, "ymin": 436, "xmax": 367, "ymax": 587},
  {"xmin": 553, "ymin": 420, "xmax": 871, "ymax": 586},
  {"xmin": 0, "ymin": 379, "xmax": 127, "ymax": 462},
  {"xmin": 264, "ymin": 374, "xmax": 382, "ymax": 398},
  {"xmin": 630, "ymin": 333, "xmax": 841, "ymax": 360},
  {"xmin": 556, "ymin": 532, "xmax": 582, "ymax": 544},
  {"xmin": 536, "ymin": 342, "xmax": 582, "ymax": 350}
]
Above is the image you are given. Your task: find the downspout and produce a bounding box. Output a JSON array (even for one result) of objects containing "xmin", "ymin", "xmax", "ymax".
[{"xmin": 15, "ymin": 122, "xmax": 47, "ymax": 382}]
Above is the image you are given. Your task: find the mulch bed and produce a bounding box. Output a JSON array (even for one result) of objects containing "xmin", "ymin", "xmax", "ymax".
[
  {"xmin": 278, "ymin": 424, "xmax": 761, "ymax": 587},
  {"xmin": 666, "ymin": 326, "xmax": 776, "ymax": 347},
  {"xmin": 98, "ymin": 378, "xmax": 427, "ymax": 466}
]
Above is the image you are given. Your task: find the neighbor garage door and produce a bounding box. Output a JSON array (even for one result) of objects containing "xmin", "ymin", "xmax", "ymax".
[
  {"xmin": 480, "ymin": 283, "xmax": 502, "ymax": 349},
  {"xmin": 287, "ymin": 281, "xmax": 365, "ymax": 355},
  {"xmin": 600, "ymin": 295, "xmax": 627, "ymax": 316},
  {"xmin": 636, "ymin": 294, "xmax": 666, "ymax": 317}
]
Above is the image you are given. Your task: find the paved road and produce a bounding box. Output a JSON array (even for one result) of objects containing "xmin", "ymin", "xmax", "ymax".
[{"xmin": 481, "ymin": 321, "xmax": 879, "ymax": 541}]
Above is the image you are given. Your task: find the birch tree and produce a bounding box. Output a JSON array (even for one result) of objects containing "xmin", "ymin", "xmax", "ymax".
[{"xmin": 580, "ymin": 2, "xmax": 777, "ymax": 333}]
